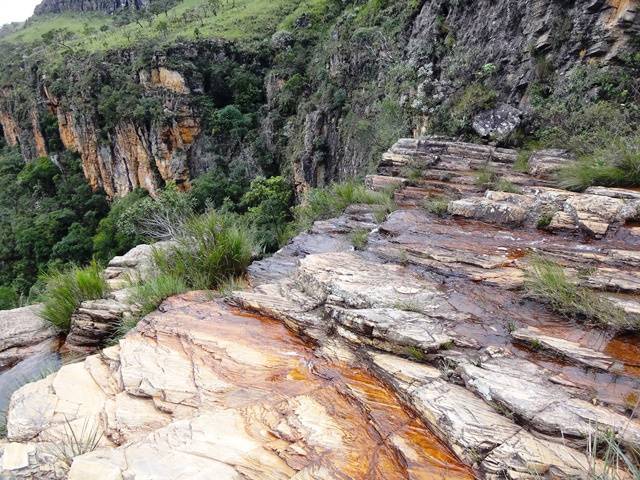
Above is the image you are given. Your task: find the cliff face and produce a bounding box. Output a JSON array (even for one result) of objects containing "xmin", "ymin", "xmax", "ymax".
[
  {"xmin": 0, "ymin": 0, "xmax": 638, "ymax": 198},
  {"xmin": 34, "ymin": 0, "xmax": 148, "ymax": 15},
  {"xmin": 46, "ymin": 82, "xmax": 199, "ymax": 197}
]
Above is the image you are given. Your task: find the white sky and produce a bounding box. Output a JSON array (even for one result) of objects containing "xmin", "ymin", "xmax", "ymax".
[{"xmin": 0, "ymin": 0, "xmax": 41, "ymax": 26}]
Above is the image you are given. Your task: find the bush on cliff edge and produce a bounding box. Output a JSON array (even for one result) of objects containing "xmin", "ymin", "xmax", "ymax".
[{"xmin": 40, "ymin": 261, "xmax": 109, "ymax": 332}]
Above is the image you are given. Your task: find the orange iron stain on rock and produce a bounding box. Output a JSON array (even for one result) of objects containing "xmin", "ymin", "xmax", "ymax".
[{"xmin": 142, "ymin": 293, "xmax": 474, "ymax": 479}]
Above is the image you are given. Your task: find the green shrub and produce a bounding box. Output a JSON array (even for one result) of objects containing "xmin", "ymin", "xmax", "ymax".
[
  {"xmin": 449, "ymin": 83, "xmax": 497, "ymax": 133},
  {"xmin": 422, "ymin": 197, "xmax": 450, "ymax": 216},
  {"xmin": 240, "ymin": 176, "xmax": 293, "ymax": 252},
  {"xmin": 0, "ymin": 151, "xmax": 109, "ymax": 295},
  {"xmin": 558, "ymin": 135, "xmax": 640, "ymax": 191},
  {"xmin": 293, "ymin": 181, "xmax": 395, "ymax": 232},
  {"xmin": 40, "ymin": 261, "xmax": 108, "ymax": 331},
  {"xmin": 524, "ymin": 256, "xmax": 632, "ymax": 330},
  {"xmin": 188, "ymin": 167, "xmax": 249, "ymax": 213},
  {"xmin": 0, "ymin": 287, "xmax": 18, "ymax": 310},
  {"xmin": 349, "ymin": 228, "xmax": 369, "ymax": 251},
  {"xmin": 120, "ymin": 183, "xmax": 196, "ymax": 241},
  {"xmin": 92, "ymin": 189, "xmax": 149, "ymax": 263},
  {"xmin": 536, "ymin": 212, "xmax": 554, "ymax": 230},
  {"xmin": 153, "ymin": 210, "xmax": 254, "ymax": 291}
]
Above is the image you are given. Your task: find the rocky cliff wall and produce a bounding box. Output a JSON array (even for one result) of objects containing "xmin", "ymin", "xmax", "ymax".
[
  {"xmin": 1, "ymin": 0, "xmax": 638, "ymax": 198},
  {"xmin": 34, "ymin": 0, "xmax": 149, "ymax": 15}
]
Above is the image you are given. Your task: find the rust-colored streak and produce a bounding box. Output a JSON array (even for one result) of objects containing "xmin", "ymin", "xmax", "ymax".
[{"xmin": 146, "ymin": 295, "xmax": 474, "ymax": 479}]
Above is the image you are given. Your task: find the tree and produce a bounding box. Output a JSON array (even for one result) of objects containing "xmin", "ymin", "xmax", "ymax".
[
  {"xmin": 157, "ymin": 20, "xmax": 169, "ymax": 39},
  {"xmin": 41, "ymin": 28, "xmax": 75, "ymax": 52},
  {"xmin": 205, "ymin": 0, "xmax": 222, "ymax": 16}
]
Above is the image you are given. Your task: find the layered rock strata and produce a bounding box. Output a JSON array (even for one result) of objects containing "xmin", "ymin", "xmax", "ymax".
[{"xmin": 3, "ymin": 138, "xmax": 640, "ymax": 478}]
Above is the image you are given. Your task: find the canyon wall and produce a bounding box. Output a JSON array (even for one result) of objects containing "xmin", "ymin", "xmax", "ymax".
[
  {"xmin": 34, "ymin": 0, "xmax": 149, "ymax": 15},
  {"xmin": 0, "ymin": 0, "xmax": 638, "ymax": 198}
]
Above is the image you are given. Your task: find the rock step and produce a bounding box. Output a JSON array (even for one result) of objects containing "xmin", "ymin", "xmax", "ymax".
[
  {"xmin": 369, "ymin": 353, "xmax": 614, "ymax": 479},
  {"xmin": 0, "ymin": 306, "xmax": 58, "ymax": 371},
  {"xmin": 512, "ymin": 326, "xmax": 622, "ymax": 372}
]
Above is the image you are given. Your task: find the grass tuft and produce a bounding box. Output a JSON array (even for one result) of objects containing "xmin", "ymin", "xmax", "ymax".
[
  {"xmin": 350, "ymin": 228, "xmax": 369, "ymax": 251},
  {"xmin": 293, "ymin": 181, "xmax": 395, "ymax": 232},
  {"xmin": 153, "ymin": 210, "xmax": 254, "ymax": 291},
  {"xmin": 584, "ymin": 428, "xmax": 640, "ymax": 480},
  {"xmin": 115, "ymin": 210, "xmax": 254, "ymax": 337},
  {"xmin": 494, "ymin": 178, "xmax": 522, "ymax": 194},
  {"xmin": 39, "ymin": 261, "xmax": 108, "ymax": 332},
  {"xmin": 475, "ymin": 167, "xmax": 498, "ymax": 190},
  {"xmin": 49, "ymin": 416, "xmax": 103, "ymax": 467},
  {"xmin": 524, "ymin": 256, "xmax": 632, "ymax": 330},
  {"xmin": 558, "ymin": 135, "xmax": 640, "ymax": 191},
  {"xmin": 422, "ymin": 197, "xmax": 450, "ymax": 216}
]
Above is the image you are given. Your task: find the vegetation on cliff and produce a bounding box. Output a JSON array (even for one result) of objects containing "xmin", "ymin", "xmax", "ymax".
[
  {"xmin": 0, "ymin": 149, "xmax": 109, "ymax": 303},
  {"xmin": 0, "ymin": 0, "xmax": 639, "ymax": 307}
]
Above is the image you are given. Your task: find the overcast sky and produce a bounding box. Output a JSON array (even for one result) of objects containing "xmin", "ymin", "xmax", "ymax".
[{"xmin": 0, "ymin": 1, "xmax": 41, "ymax": 26}]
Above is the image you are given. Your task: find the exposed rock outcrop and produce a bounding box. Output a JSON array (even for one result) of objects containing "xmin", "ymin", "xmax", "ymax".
[
  {"xmin": 3, "ymin": 137, "xmax": 640, "ymax": 478},
  {"xmin": 65, "ymin": 242, "xmax": 174, "ymax": 353},
  {"xmin": 0, "ymin": 306, "xmax": 59, "ymax": 371},
  {"xmin": 1, "ymin": 296, "xmax": 474, "ymax": 479},
  {"xmin": 34, "ymin": 0, "xmax": 148, "ymax": 15}
]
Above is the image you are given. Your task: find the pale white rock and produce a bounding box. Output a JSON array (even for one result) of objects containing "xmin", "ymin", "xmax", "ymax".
[
  {"xmin": 483, "ymin": 430, "xmax": 601, "ymax": 479},
  {"xmin": 448, "ymin": 197, "xmax": 528, "ymax": 225},
  {"xmin": 1, "ymin": 443, "xmax": 34, "ymax": 470},
  {"xmin": 512, "ymin": 326, "xmax": 617, "ymax": 371},
  {"xmin": 327, "ymin": 306, "xmax": 455, "ymax": 354},
  {"xmin": 0, "ymin": 305, "xmax": 58, "ymax": 369},
  {"xmin": 458, "ymin": 357, "xmax": 640, "ymax": 448}
]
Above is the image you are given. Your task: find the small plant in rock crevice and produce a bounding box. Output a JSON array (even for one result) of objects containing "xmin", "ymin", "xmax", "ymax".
[
  {"xmin": 422, "ymin": 197, "xmax": 450, "ymax": 217},
  {"xmin": 475, "ymin": 167, "xmax": 498, "ymax": 190},
  {"xmin": 494, "ymin": 178, "xmax": 522, "ymax": 194},
  {"xmin": 49, "ymin": 416, "xmax": 103, "ymax": 467},
  {"xmin": 524, "ymin": 255, "xmax": 632, "ymax": 330},
  {"xmin": 407, "ymin": 346, "xmax": 425, "ymax": 362},
  {"xmin": 536, "ymin": 211, "xmax": 555, "ymax": 230},
  {"xmin": 350, "ymin": 228, "xmax": 370, "ymax": 251}
]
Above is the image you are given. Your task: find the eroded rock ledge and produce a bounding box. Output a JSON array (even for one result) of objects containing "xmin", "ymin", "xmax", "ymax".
[{"xmin": 2, "ymin": 138, "xmax": 640, "ymax": 479}]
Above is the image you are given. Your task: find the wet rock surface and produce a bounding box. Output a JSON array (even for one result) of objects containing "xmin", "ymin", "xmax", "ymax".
[
  {"xmin": 234, "ymin": 138, "xmax": 640, "ymax": 477},
  {"xmin": 1, "ymin": 294, "xmax": 473, "ymax": 479}
]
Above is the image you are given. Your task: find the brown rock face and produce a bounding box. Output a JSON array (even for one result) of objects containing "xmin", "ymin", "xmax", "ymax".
[
  {"xmin": 30, "ymin": 109, "xmax": 47, "ymax": 158},
  {"xmin": 49, "ymin": 100, "xmax": 199, "ymax": 198},
  {"xmin": 0, "ymin": 110, "xmax": 20, "ymax": 147}
]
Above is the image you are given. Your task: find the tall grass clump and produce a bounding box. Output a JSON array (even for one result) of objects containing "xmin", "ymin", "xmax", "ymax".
[
  {"xmin": 583, "ymin": 428, "xmax": 640, "ymax": 480},
  {"xmin": 49, "ymin": 416, "xmax": 103, "ymax": 467},
  {"xmin": 293, "ymin": 181, "xmax": 396, "ymax": 232},
  {"xmin": 559, "ymin": 135, "xmax": 640, "ymax": 191},
  {"xmin": 40, "ymin": 261, "xmax": 108, "ymax": 332},
  {"xmin": 115, "ymin": 273, "xmax": 188, "ymax": 338},
  {"xmin": 153, "ymin": 210, "xmax": 254, "ymax": 291},
  {"xmin": 524, "ymin": 256, "xmax": 631, "ymax": 330}
]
